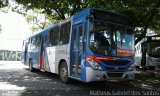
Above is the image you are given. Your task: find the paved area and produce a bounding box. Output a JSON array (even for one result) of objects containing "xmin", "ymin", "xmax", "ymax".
[{"xmin": 0, "ymin": 61, "xmax": 159, "ymax": 96}]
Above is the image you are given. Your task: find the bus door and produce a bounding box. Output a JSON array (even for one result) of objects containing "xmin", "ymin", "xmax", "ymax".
[
  {"xmin": 39, "ymin": 36, "xmax": 46, "ymax": 70},
  {"xmin": 71, "ymin": 24, "xmax": 84, "ymax": 78},
  {"xmin": 141, "ymin": 42, "xmax": 146, "ymax": 67}
]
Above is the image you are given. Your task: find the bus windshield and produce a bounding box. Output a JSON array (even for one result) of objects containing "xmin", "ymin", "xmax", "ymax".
[
  {"xmin": 89, "ymin": 21, "xmax": 134, "ymax": 57},
  {"xmin": 149, "ymin": 41, "xmax": 160, "ymax": 58}
]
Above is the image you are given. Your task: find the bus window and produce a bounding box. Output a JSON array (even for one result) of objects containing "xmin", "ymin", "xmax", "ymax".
[
  {"xmin": 36, "ymin": 35, "xmax": 41, "ymax": 47},
  {"xmin": 79, "ymin": 25, "xmax": 83, "ymax": 50},
  {"xmin": 49, "ymin": 27, "xmax": 59, "ymax": 46},
  {"xmin": 83, "ymin": 22, "xmax": 87, "ymax": 52},
  {"xmin": 31, "ymin": 37, "xmax": 36, "ymax": 49},
  {"xmin": 73, "ymin": 28, "xmax": 77, "ymax": 49},
  {"xmin": 60, "ymin": 22, "xmax": 71, "ymax": 45},
  {"xmin": 43, "ymin": 36, "xmax": 49, "ymax": 47}
]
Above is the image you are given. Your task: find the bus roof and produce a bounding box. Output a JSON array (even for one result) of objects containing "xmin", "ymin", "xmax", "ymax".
[
  {"xmin": 74, "ymin": 8, "xmax": 129, "ymax": 18},
  {"xmin": 73, "ymin": 8, "xmax": 131, "ymax": 20},
  {"xmin": 73, "ymin": 8, "xmax": 132, "ymax": 26}
]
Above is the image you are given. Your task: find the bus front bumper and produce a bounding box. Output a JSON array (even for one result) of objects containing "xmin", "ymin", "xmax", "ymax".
[{"xmin": 85, "ymin": 67, "xmax": 135, "ymax": 82}]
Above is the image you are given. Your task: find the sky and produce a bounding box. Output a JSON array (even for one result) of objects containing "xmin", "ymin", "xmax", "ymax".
[{"xmin": 0, "ymin": 10, "xmax": 32, "ymax": 51}]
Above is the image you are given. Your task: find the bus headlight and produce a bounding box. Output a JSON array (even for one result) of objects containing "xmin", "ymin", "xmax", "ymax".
[
  {"xmin": 86, "ymin": 57, "xmax": 102, "ymax": 70},
  {"xmin": 128, "ymin": 65, "xmax": 135, "ymax": 71}
]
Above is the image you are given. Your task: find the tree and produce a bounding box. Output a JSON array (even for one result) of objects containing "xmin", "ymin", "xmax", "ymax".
[
  {"xmin": 85, "ymin": 0, "xmax": 160, "ymax": 44},
  {"xmin": 14, "ymin": 0, "xmax": 160, "ymax": 44},
  {"xmin": 26, "ymin": 8, "xmax": 56, "ymax": 32},
  {"xmin": 15, "ymin": 0, "xmax": 89, "ymax": 20},
  {"xmin": 0, "ymin": 0, "xmax": 8, "ymax": 34},
  {"xmin": 0, "ymin": 0, "xmax": 9, "ymax": 12},
  {"xmin": 0, "ymin": 0, "xmax": 8, "ymax": 8}
]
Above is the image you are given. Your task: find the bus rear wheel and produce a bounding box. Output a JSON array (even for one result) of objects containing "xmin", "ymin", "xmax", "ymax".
[
  {"xmin": 59, "ymin": 62, "xmax": 70, "ymax": 84},
  {"xmin": 29, "ymin": 59, "xmax": 35, "ymax": 72}
]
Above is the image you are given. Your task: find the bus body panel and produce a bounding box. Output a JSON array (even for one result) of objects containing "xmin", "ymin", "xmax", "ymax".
[
  {"xmin": 45, "ymin": 45, "xmax": 70, "ymax": 74},
  {"xmin": 146, "ymin": 55, "xmax": 160, "ymax": 67},
  {"xmin": 55, "ymin": 44, "xmax": 70, "ymax": 74},
  {"xmin": 32, "ymin": 48, "xmax": 40, "ymax": 69},
  {"xmin": 46, "ymin": 47, "xmax": 56, "ymax": 73}
]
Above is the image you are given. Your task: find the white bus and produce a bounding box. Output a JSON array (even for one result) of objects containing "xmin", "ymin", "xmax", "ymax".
[{"xmin": 135, "ymin": 35, "xmax": 160, "ymax": 70}]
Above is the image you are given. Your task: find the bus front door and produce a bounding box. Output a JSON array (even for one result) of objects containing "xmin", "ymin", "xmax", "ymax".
[
  {"xmin": 141, "ymin": 42, "xmax": 146, "ymax": 67},
  {"xmin": 71, "ymin": 24, "xmax": 84, "ymax": 78}
]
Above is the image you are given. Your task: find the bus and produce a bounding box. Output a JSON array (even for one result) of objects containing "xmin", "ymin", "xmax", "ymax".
[
  {"xmin": 22, "ymin": 8, "xmax": 135, "ymax": 83},
  {"xmin": 135, "ymin": 35, "xmax": 160, "ymax": 70}
]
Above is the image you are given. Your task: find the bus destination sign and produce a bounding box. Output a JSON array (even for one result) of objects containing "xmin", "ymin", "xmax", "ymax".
[{"xmin": 152, "ymin": 37, "xmax": 160, "ymax": 40}]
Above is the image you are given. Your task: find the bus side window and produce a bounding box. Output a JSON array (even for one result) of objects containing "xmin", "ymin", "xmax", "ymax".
[
  {"xmin": 36, "ymin": 35, "xmax": 41, "ymax": 47},
  {"xmin": 83, "ymin": 22, "xmax": 87, "ymax": 53},
  {"xmin": 29, "ymin": 38, "xmax": 32, "ymax": 44},
  {"xmin": 79, "ymin": 25, "xmax": 83, "ymax": 50},
  {"xmin": 31, "ymin": 37, "xmax": 36, "ymax": 49},
  {"xmin": 60, "ymin": 22, "xmax": 71, "ymax": 45},
  {"xmin": 43, "ymin": 36, "xmax": 48, "ymax": 47},
  {"xmin": 49, "ymin": 27, "xmax": 59, "ymax": 46}
]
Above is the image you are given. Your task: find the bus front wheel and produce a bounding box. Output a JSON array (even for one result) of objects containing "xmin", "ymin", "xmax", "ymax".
[{"xmin": 59, "ymin": 62, "xmax": 70, "ymax": 84}]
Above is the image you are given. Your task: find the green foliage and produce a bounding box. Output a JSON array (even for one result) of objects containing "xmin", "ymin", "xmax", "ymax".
[
  {"xmin": 26, "ymin": 8, "xmax": 56, "ymax": 32},
  {"xmin": 0, "ymin": 0, "xmax": 8, "ymax": 8},
  {"xmin": 14, "ymin": 0, "xmax": 160, "ymax": 43}
]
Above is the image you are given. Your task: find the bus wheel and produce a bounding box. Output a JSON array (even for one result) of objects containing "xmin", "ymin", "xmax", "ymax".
[
  {"xmin": 29, "ymin": 59, "xmax": 34, "ymax": 72},
  {"xmin": 59, "ymin": 62, "xmax": 69, "ymax": 84}
]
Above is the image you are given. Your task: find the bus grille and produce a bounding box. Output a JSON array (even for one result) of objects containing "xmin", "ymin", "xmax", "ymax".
[
  {"xmin": 101, "ymin": 59, "xmax": 130, "ymax": 66},
  {"xmin": 107, "ymin": 73, "xmax": 123, "ymax": 77}
]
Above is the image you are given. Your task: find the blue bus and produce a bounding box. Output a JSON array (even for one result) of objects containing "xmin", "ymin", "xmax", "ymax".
[{"xmin": 22, "ymin": 8, "xmax": 135, "ymax": 83}]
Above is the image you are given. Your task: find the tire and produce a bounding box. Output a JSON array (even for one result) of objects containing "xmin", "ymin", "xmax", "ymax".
[
  {"xmin": 29, "ymin": 59, "xmax": 35, "ymax": 72},
  {"xmin": 59, "ymin": 62, "xmax": 70, "ymax": 84}
]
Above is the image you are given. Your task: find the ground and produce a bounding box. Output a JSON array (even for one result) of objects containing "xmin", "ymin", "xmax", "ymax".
[{"xmin": 0, "ymin": 61, "xmax": 159, "ymax": 96}]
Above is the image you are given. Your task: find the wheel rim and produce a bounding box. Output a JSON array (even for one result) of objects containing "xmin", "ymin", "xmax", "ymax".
[{"xmin": 60, "ymin": 65, "xmax": 67, "ymax": 80}]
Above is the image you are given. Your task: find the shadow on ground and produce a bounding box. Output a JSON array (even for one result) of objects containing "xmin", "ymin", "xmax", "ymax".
[{"xmin": 0, "ymin": 67, "xmax": 160, "ymax": 96}]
